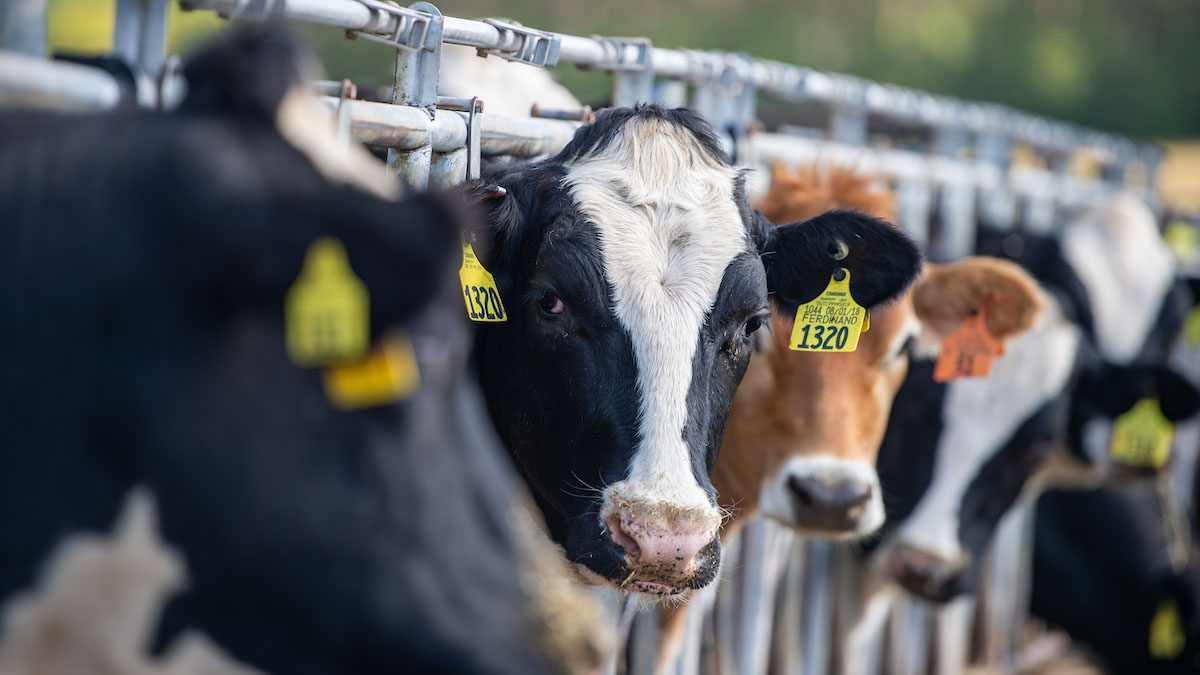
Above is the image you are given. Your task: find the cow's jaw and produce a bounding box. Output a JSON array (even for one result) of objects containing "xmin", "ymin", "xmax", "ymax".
[{"xmin": 564, "ymin": 116, "xmax": 746, "ymax": 594}]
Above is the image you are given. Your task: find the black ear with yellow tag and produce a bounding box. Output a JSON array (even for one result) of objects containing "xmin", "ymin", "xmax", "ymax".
[{"xmin": 757, "ymin": 209, "xmax": 923, "ymax": 317}]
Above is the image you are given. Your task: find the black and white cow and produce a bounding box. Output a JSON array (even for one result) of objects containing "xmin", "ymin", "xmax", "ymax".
[
  {"xmin": 468, "ymin": 107, "xmax": 923, "ymax": 597},
  {"xmin": 0, "ymin": 27, "xmax": 606, "ymax": 675},
  {"xmin": 1032, "ymin": 485, "xmax": 1200, "ymax": 674},
  {"xmin": 870, "ymin": 196, "xmax": 1200, "ymax": 601}
]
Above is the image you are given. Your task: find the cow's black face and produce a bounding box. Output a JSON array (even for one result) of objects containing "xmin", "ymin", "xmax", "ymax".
[{"xmin": 472, "ymin": 105, "xmax": 922, "ymax": 597}]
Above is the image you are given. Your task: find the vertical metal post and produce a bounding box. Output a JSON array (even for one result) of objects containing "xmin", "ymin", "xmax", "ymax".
[
  {"xmin": 611, "ymin": 46, "xmax": 654, "ymax": 107},
  {"xmin": 113, "ymin": 0, "xmax": 170, "ymax": 74},
  {"xmin": 934, "ymin": 596, "xmax": 976, "ymax": 675},
  {"xmin": 976, "ymin": 130, "xmax": 1016, "ymax": 229},
  {"xmin": 799, "ymin": 539, "xmax": 834, "ymax": 675},
  {"xmin": 387, "ymin": 2, "xmax": 444, "ymax": 190},
  {"xmin": 653, "ymin": 79, "xmax": 688, "ymax": 108},
  {"xmin": 770, "ymin": 535, "xmax": 808, "ymax": 673},
  {"xmin": 1025, "ymin": 151, "xmax": 1069, "ymax": 232},
  {"xmin": 931, "ymin": 124, "xmax": 976, "ymax": 260},
  {"xmin": 979, "ymin": 494, "xmax": 1036, "ymax": 668},
  {"xmin": 887, "ymin": 593, "xmax": 931, "ymax": 675},
  {"xmin": 830, "ymin": 105, "xmax": 868, "ymax": 147},
  {"xmin": 0, "ymin": 0, "xmax": 47, "ymax": 57},
  {"xmin": 112, "ymin": 0, "xmax": 170, "ymax": 107},
  {"xmin": 897, "ymin": 177, "xmax": 933, "ymax": 247}
]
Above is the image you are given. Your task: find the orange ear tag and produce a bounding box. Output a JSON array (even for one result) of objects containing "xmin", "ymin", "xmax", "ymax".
[{"xmin": 932, "ymin": 311, "xmax": 1003, "ymax": 382}]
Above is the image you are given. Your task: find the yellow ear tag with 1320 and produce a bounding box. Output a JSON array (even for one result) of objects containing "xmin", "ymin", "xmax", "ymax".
[
  {"xmin": 286, "ymin": 237, "xmax": 369, "ymax": 367},
  {"xmin": 1110, "ymin": 398, "xmax": 1174, "ymax": 469},
  {"xmin": 322, "ymin": 335, "xmax": 420, "ymax": 410},
  {"xmin": 460, "ymin": 235, "xmax": 506, "ymax": 322},
  {"xmin": 789, "ymin": 268, "xmax": 866, "ymax": 352}
]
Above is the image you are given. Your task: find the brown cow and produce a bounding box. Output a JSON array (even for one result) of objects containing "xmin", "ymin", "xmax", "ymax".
[{"xmin": 655, "ymin": 164, "xmax": 1044, "ymax": 672}]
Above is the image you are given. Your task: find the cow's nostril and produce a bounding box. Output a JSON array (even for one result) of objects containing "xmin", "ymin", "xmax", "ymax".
[
  {"xmin": 606, "ymin": 514, "xmax": 641, "ymax": 560},
  {"xmin": 787, "ymin": 475, "xmax": 816, "ymax": 506}
]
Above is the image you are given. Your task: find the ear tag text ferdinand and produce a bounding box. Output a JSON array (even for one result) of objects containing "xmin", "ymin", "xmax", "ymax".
[
  {"xmin": 789, "ymin": 268, "xmax": 867, "ymax": 352},
  {"xmin": 323, "ymin": 335, "xmax": 420, "ymax": 410},
  {"xmin": 933, "ymin": 310, "xmax": 1003, "ymax": 382},
  {"xmin": 286, "ymin": 237, "xmax": 369, "ymax": 367},
  {"xmin": 460, "ymin": 234, "xmax": 506, "ymax": 323},
  {"xmin": 1110, "ymin": 398, "xmax": 1174, "ymax": 469}
]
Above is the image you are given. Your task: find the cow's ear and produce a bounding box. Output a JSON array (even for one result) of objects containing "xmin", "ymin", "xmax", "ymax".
[
  {"xmin": 911, "ymin": 257, "xmax": 1044, "ymax": 342},
  {"xmin": 757, "ymin": 209, "xmax": 922, "ymax": 316},
  {"xmin": 460, "ymin": 180, "xmax": 526, "ymax": 268}
]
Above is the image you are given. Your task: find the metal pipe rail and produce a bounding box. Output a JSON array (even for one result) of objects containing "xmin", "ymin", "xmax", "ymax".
[
  {"xmin": 317, "ymin": 95, "xmax": 579, "ymax": 156},
  {"xmin": 180, "ymin": 0, "xmax": 1158, "ymax": 170},
  {"xmin": 0, "ymin": 50, "xmax": 122, "ymax": 111}
]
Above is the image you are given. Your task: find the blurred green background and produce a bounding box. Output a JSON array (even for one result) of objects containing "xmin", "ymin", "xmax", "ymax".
[{"xmin": 47, "ymin": 0, "xmax": 1199, "ymax": 139}]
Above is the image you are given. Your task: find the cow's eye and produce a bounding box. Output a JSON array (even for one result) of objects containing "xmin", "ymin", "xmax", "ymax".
[
  {"xmin": 538, "ymin": 292, "xmax": 565, "ymax": 315},
  {"xmin": 742, "ymin": 315, "xmax": 765, "ymax": 337}
]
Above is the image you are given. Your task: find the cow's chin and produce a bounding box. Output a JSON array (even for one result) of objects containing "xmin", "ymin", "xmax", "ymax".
[{"xmin": 565, "ymin": 552, "xmax": 720, "ymax": 605}]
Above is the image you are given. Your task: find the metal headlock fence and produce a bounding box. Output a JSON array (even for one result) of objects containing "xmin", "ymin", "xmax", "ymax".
[{"xmin": 0, "ymin": 1, "xmax": 1169, "ymax": 674}]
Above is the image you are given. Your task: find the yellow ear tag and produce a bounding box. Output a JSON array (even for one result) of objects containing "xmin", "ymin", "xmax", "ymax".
[
  {"xmin": 1183, "ymin": 305, "xmax": 1200, "ymax": 349},
  {"xmin": 286, "ymin": 237, "xmax": 369, "ymax": 367},
  {"xmin": 1110, "ymin": 398, "xmax": 1174, "ymax": 469},
  {"xmin": 460, "ymin": 236, "xmax": 506, "ymax": 322},
  {"xmin": 1150, "ymin": 598, "xmax": 1186, "ymax": 660},
  {"xmin": 1164, "ymin": 220, "xmax": 1200, "ymax": 264},
  {"xmin": 788, "ymin": 268, "xmax": 866, "ymax": 352},
  {"xmin": 322, "ymin": 336, "xmax": 419, "ymax": 410}
]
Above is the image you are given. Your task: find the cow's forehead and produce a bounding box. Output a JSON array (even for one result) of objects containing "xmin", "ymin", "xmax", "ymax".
[{"xmin": 563, "ymin": 114, "xmax": 750, "ymax": 518}]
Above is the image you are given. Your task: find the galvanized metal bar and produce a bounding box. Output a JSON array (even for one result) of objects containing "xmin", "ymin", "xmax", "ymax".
[
  {"xmin": 180, "ymin": 0, "xmax": 1159, "ymax": 163},
  {"xmin": 887, "ymin": 593, "xmax": 931, "ymax": 675},
  {"xmin": 769, "ymin": 536, "xmax": 807, "ymax": 673},
  {"xmin": 929, "ymin": 124, "xmax": 977, "ymax": 261},
  {"xmin": 979, "ymin": 494, "xmax": 1037, "ymax": 668},
  {"xmin": 799, "ymin": 539, "xmax": 834, "ymax": 675},
  {"xmin": 0, "ymin": 0, "xmax": 47, "ymax": 57},
  {"xmin": 113, "ymin": 0, "xmax": 170, "ymax": 77},
  {"xmin": 0, "ymin": 51, "xmax": 122, "ymax": 111},
  {"xmin": 386, "ymin": 1, "xmax": 443, "ymax": 189},
  {"xmin": 843, "ymin": 585, "xmax": 895, "ymax": 675},
  {"xmin": 934, "ymin": 596, "xmax": 976, "ymax": 675}
]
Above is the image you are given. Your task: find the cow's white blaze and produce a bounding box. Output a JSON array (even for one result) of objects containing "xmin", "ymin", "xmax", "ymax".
[
  {"xmin": 565, "ymin": 117, "xmax": 746, "ymax": 533},
  {"xmin": 896, "ymin": 296, "xmax": 1078, "ymax": 563},
  {"xmin": 1061, "ymin": 193, "xmax": 1173, "ymax": 364}
]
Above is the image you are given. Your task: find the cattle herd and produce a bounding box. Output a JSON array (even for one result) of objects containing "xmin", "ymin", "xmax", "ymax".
[{"xmin": 2, "ymin": 24, "xmax": 1200, "ymax": 675}]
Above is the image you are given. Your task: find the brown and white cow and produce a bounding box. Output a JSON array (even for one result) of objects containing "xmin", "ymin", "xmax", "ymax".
[
  {"xmin": 713, "ymin": 164, "xmax": 1045, "ymax": 539},
  {"xmin": 655, "ymin": 164, "xmax": 1044, "ymax": 671}
]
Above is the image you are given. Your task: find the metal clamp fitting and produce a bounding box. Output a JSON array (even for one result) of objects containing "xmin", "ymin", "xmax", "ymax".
[
  {"xmin": 476, "ymin": 19, "xmax": 561, "ymax": 68},
  {"xmin": 586, "ymin": 36, "xmax": 652, "ymax": 72},
  {"xmin": 347, "ymin": 0, "xmax": 438, "ymax": 52}
]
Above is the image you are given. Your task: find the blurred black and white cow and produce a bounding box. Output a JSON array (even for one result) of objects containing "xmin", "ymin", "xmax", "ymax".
[
  {"xmin": 468, "ymin": 107, "xmax": 923, "ymax": 598},
  {"xmin": 0, "ymin": 28, "xmax": 607, "ymax": 675},
  {"xmin": 870, "ymin": 194, "xmax": 1200, "ymax": 601},
  {"xmin": 1032, "ymin": 485, "xmax": 1200, "ymax": 674}
]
